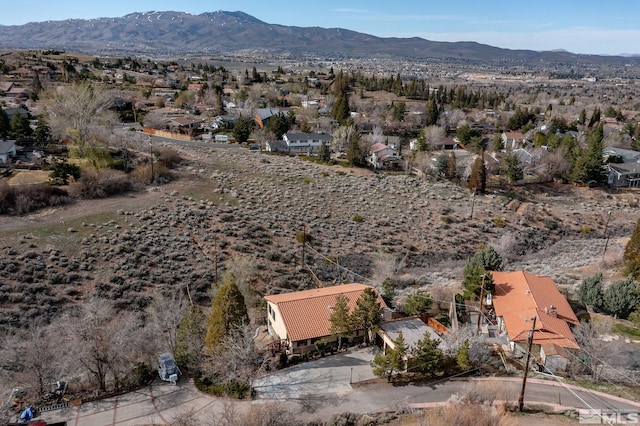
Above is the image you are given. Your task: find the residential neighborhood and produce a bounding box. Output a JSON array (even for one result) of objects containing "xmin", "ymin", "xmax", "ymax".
[{"xmin": 1, "ymin": 41, "xmax": 640, "ymax": 426}]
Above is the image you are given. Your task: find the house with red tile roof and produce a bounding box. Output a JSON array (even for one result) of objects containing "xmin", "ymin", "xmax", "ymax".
[
  {"xmin": 491, "ymin": 270, "xmax": 580, "ymax": 352},
  {"xmin": 264, "ymin": 283, "xmax": 387, "ymax": 355}
]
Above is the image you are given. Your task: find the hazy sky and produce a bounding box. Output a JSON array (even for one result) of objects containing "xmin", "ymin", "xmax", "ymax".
[{"xmin": 2, "ymin": 0, "xmax": 639, "ymax": 56}]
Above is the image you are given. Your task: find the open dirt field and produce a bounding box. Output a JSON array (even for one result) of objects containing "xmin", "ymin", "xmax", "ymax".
[{"xmin": 0, "ymin": 142, "xmax": 638, "ymax": 329}]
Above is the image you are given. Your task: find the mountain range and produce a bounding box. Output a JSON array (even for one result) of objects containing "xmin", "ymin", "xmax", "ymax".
[{"xmin": 0, "ymin": 10, "xmax": 638, "ymax": 65}]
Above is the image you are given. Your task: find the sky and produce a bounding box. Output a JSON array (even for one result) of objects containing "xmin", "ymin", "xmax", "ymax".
[{"xmin": 2, "ymin": 0, "xmax": 639, "ymax": 56}]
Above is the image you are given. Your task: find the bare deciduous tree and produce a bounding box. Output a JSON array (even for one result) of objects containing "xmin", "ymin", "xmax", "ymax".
[
  {"xmin": 40, "ymin": 82, "xmax": 117, "ymax": 141},
  {"xmin": 63, "ymin": 300, "xmax": 152, "ymax": 392},
  {"xmin": 331, "ymin": 124, "xmax": 359, "ymax": 154},
  {"xmin": 439, "ymin": 324, "xmax": 492, "ymax": 367},
  {"xmin": 371, "ymin": 252, "xmax": 406, "ymax": 286},
  {"xmin": 151, "ymin": 291, "xmax": 188, "ymax": 356},
  {"xmin": 203, "ymin": 322, "xmax": 262, "ymax": 387}
]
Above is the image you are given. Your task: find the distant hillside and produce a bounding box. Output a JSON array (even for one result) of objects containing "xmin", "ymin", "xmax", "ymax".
[{"xmin": 0, "ymin": 10, "xmax": 638, "ymax": 65}]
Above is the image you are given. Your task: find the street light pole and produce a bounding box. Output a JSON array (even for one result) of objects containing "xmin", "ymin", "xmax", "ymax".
[{"xmin": 518, "ymin": 316, "xmax": 537, "ymax": 412}]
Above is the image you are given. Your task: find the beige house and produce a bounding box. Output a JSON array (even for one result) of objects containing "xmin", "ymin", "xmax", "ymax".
[{"xmin": 264, "ymin": 283, "xmax": 387, "ymax": 355}]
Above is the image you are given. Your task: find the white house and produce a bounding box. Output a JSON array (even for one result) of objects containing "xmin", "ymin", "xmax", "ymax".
[
  {"xmin": 367, "ymin": 142, "xmax": 402, "ymax": 169},
  {"xmin": 282, "ymin": 132, "xmax": 331, "ymax": 155},
  {"xmin": 264, "ymin": 283, "xmax": 387, "ymax": 355}
]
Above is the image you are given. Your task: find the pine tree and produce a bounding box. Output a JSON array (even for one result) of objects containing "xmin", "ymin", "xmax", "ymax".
[
  {"xmin": 409, "ymin": 332, "xmax": 443, "ymax": 376},
  {"xmin": 205, "ymin": 273, "xmax": 249, "ymax": 352},
  {"xmin": 175, "ymin": 305, "xmax": 206, "ymax": 373},
  {"xmin": 468, "ymin": 151, "xmax": 487, "ymax": 193},
  {"xmin": 425, "ymin": 99, "xmax": 439, "ymax": 126},
  {"xmin": 500, "ymin": 152, "xmax": 523, "ymax": 183},
  {"xmin": 10, "ymin": 113, "xmax": 33, "ymax": 139},
  {"xmin": 577, "ymin": 273, "xmax": 604, "ymax": 311},
  {"xmin": 232, "ymin": 115, "xmax": 254, "ymax": 143},
  {"xmin": 461, "ymin": 246, "xmax": 502, "ymax": 300},
  {"xmin": 602, "ymin": 277, "xmax": 640, "ymax": 319},
  {"xmin": 34, "ymin": 115, "xmax": 52, "ymax": 147},
  {"xmin": 624, "ymin": 217, "xmax": 640, "ymax": 278},
  {"xmin": 351, "ymin": 288, "xmax": 384, "ymax": 344},
  {"xmin": 318, "ymin": 141, "xmax": 331, "ymax": 162},
  {"xmin": 329, "ymin": 294, "xmax": 353, "ymax": 350},
  {"xmin": 571, "ymin": 124, "xmax": 606, "ymax": 183},
  {"xmin": 371, "ymin": 332, "xmax": 407, "ymax": 382},
  {"xmin": 381, "ymin": 278, "xmax": 396, "ymax": 309},
  {"xmin": 0, "ymin": 108, "xmax": 9, "ymax": 138},
  {"xmin": 402, "ymin": 291, "xmax": 432, "ymax": 317},
  {"xmin": 456, "ymin": 339, "xmax": 472, "ymax": 371}
]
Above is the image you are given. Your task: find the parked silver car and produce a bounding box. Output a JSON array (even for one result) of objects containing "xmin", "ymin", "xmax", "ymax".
[{"xmin": 158, "ymin": 353, "xmax": 181, "ymax": 384}]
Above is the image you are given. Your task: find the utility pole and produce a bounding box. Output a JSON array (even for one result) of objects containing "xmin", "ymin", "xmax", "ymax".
[
  {"xmin": 476, "ymin": 274, "xmax": 486, "ymax": 334},
  {"xmin": 213, "ymin": 235, "xmax": 218, "ymax": 284},
  {"xmin": 518, "ymin": 316, "xmax": 537, "ymax": 412},
  {"xmin": 602, "ymin": 210, "xmax": 612, "ymax": 260},
  {"xmin": 470, "ymin": 189, "xmax": 476, "ymax": 219},
  {"xmin": 301, "ymin": 223, "xmax": 306, "ymax": 268},
  {"xmin": 149, "ymin": 136, "xmax": 154, "ymax": 183}
]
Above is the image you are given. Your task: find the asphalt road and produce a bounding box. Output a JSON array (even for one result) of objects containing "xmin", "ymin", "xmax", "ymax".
[{"xmin": 38, "ymin": 348, "xmax": 640, "ymax": 425}]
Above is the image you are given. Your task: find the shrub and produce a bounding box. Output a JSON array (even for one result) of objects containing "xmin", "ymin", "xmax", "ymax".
[
  {"xmin": 580, "ymin": 226, "xmax": 593, "ymax": 234},
  {"xmin": 440, "ymin": 215, "xmax": 452, "ymax": 224},
  {"xmin": 542, "ymin": 217, "xmax": 559, "ymax": 230},
  {"xmin": 155, "ymin": 147, "xmax": 183, "ymax": 168},
  {"xmin": 0, "ymin": 183, "xmax": 71, "ymax": 215},
  {"xmin": 492, "ymin": 217, "xmax": 507, "ymax": 228},
  {"xmin": 351, "ymin": 214, "xmax": 365, "ymax": 223},
  {"xmin": 70, "ymin": 168, "xmax": 132, "ymax": 199}
]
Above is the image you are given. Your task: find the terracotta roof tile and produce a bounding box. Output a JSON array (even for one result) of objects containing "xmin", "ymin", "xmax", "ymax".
[
  {"xmin": 265, "ymin": 283, "xmax": 387, "ymax": 342},
  {"xmin": 491, "ymin": 271, "xmax": 579, "ymax": 349}
]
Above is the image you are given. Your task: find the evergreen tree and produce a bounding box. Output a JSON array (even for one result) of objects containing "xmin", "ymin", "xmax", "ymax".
[
  {"xmin": 578, "ymin": 109, "xmax": 587, "ymax": 126},
  {"xmin": 602, "ymin": 277, "xmax": 640, "ymax": 320},
  {"xmin": 205, "ymin": 273, "xmax": 249, "ymax": 351},
  {"xmin": 588, "ymin": 107, "xmax": 601, "ymax": 128},
  {"xmin": 456, "ymin": 339, "xmax": 472, "ymax": 371},
  {"xmin": 461, "ymin": 246, "xmax": 502, "ymax": 300},
  {"xmin": 0, "ymin": 108, "xmax": 9, "ymax": 138},
  {"xmin": 381, "ymin": 278, "xmax": 396, "ymax": 309},
  {"xmin": 500, "ymin": 152, "xmax": 523, "ymax": 183},
  {"xmin": 571, "ymin": 124, "xmax": 606, "ymax": 183},
  {"xmin": 468, "ymin": 151, "xmax": 487, "ymax": 193},
  {"xmin": 577, "ymin": 273, "xmax": 604, "ymax": 311},
  {"xmin": 332, "ymin": 92, "xmax": 350, "ymax": 124},
  {"xmin": 329, "ymin": 294, "xmax": 353, "ymax": 350},
  {"xmin": 402, "ymin": 291, "xmax": 433, "ymax": 317},
  {"xmin": 175, "ymin": 305, "xmax": 206, "ymax": 373},
  {"xmin": 318, "ymin": 140, "xmax": 331, "ymax": 162},
  {"xmin": 10, "ymin": 113, "xmax": 33, "ymax": 139},
  {"xmin": 232, "ymin": 115, "xmax": 254, "ymax": 143},
  {"xmin": 434, "ymin": 153, "xmax": 449, "ymax": 176},
  {"xmin": 371, "ymin": 332, "xmax": 407, "ymax": 382},
  {"xmin": 34, "ymin": 115, "xmax": 52, "ymax": 147},
  {"xmin": 415, "ymin": 127, "xmax": 429, "ymax": 152},
  {"xmin": 351, "ymin": 288, "xmax": 384, "ymax": 344},
  {"xmin": 346, "ymin": 133, "xmax": 365, "ymax": 167},
  {"xmin": 425, "ymin": 99, "xmax": 439, "ymax": 126},
  {"xmin": 266, "ymin": 112, "xmax": 289, "ymax": 140},
  {"xmin": 409, "ymin": 332, "xmax": 443, "ymax": 376},
  {"xmin": 624, "ymin": 217, "xmax": 640, "ymax": 278},
  {"xmin": 445, "ymin": 151, "xmax": 457, "ymax": 180}
]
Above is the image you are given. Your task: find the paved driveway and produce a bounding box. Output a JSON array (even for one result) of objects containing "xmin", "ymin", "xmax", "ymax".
[{"xmin": 253, "ymin": 347, "xmax": 378, "ymax": 399}]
